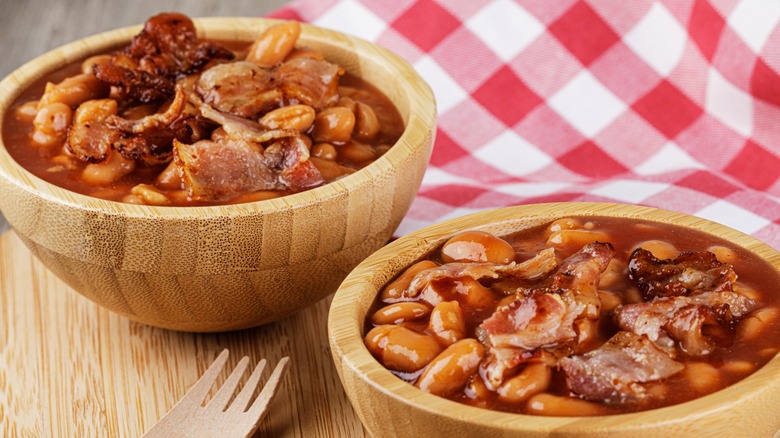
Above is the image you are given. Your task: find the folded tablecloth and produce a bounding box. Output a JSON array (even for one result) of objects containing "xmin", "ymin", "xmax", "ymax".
[{"xmin": 271, "ymin": 0, "xmax": 780, "ymax": 249}]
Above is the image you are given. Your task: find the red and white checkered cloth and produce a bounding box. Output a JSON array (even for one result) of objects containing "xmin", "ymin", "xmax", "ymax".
[{"xmin": 271, "ymin": 0, "xmax": 780, "ymax": 249}]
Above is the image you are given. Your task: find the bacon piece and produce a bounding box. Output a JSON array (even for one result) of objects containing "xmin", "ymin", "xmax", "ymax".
[
  {"xmin": 194, "ymin": 57, "xmax": 342, "ymax": 118},
  {"xmin": 504, "ymin": 242, "xmax": 613, "ymax": 318},
  {"xmin": 476, "ymin": 243, "xmax": 613, "ymax": 386},
  {"xmin": 270, "ymin": 135, "xmax": 325, "ymax": 191},
  {"xmin": 94, "ymin": 13, "xmax": 234, "ymax": 103},
  {"xmin": 281, "ymin": 160, "xmax": 325, "ymax": 191},
  {"xmin": 93, "ymin": 63, "xmax": 174, "ymax": 103},
  {"xmin": 277, "ymin": 57, "xmax": 343, "ymax": 110},
  {"xmin": 560, "ymin": 331, "xmax": 684, "ymax": 404},
  {"xmin": 480, "ymin": 293, "xmax": 582, "ymax": 350},
  {"xmin": 548, "ymin": 242, "xmax": 614, "ymax": 319},
  {"xmin": 186, "ymin": 86, "xmax": 298, "ymax": 144},
  {"xmin": 628, "ymin": 249, "xmax": 737, "ymax": 300},
  {"xmin": 105, "ymin": 90, "xmax": 214, "ymax": 165},
  {"xmin": 107, "ymin": 85, "xmax": 187, "ymax": 133},
  {"xmin": 197, "ymin": 61, "xmax": 283, "ymax": 118},
  {"xmin": 614, "ymin": 291, "xmax": 758, "ymax": 356},
  {"xmin": 481, "ymin": 347, "xmax": 540, "ymax": 389},
  {"xmin": 406, "ymin": 248, "xmax": 557, "ymax": 298},
  {"xmin": 173, "ymin": 138, "xmax": 280, "ymax": 201},
  {"xmin": 67, "ymin": 99, "xmax": 122, "ymax": 162}
]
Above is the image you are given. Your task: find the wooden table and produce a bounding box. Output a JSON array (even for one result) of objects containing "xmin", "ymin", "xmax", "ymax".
[{"xmin": 0, "ymin": 230, "xmax": 368, "ymax": 437}]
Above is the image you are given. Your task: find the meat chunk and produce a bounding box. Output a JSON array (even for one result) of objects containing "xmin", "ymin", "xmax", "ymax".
[
  {"xmin": 265, "ymin": 135, "xmax": 325, "ymax": 191},
  {"xmin": 67, "ymin": 99, "xmax": 121, "ymax": 162},
  {"xmin": 476, "ymin": 243, "xmax": 613, "ymax": 386},
  {"xmin": 94, "ymin": 13, "xmax": 234, "ymax": 102},
  {"xmin": 277, "ymin": 57, "xmax": 343, "ymax": 110},
  {"xmin": 524, "ymin": 242, "xmax": 614, "ymax": 319},
  {"xmin": 107, "ymin": 85, "xmax": 187, "ymax": 133},
  {"xmin": 197, "ymin": 62, "xmax": 282, "ymax": 118},
  {"xmin": 186, "ymin": 85, "xmax": 298, "ymax": 144},
  {"xmin": 406, "ymin": 248, "xmax": 557, "ymax": 298},
  {"xmin": 560, "ymin": 331, "xmax": 684, "ymax": 404},
  {"xmin": 480, "ymin": 293, "xmax": 583, "ymax": 351},
  {"xmin": 628, "ymin": 249, "xmax": 737, "ymax": 300},
  {"xmin": 174, "ymin": 138, "xmax": 280, "ymax": 201},
  {"xmin": 553, "ymin": 242, "xmax": 614, "ymax": 318},
  {"xmin": 174, "ymin": 132, "xmax": 323, "ymax": 200},
  {"xmin": 614, "ymin": 291, "xmax": 758, "ymax": 356},
  {"xmin": 194, "ymin": 57, "xmax": 343, "ymax": 118}
]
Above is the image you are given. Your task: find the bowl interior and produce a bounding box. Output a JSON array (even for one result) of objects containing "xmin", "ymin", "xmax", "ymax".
[{"xmin": 329, "ymin": 202, "xmax": 780, "ymax": 434}]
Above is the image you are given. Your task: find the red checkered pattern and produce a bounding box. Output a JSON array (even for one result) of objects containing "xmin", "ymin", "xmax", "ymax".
[{"xmin": 271, "ymin": 0, "xmax": 780, "ymax": 249}]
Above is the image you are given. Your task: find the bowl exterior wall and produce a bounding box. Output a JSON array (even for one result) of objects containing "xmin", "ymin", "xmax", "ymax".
[
  {"xmin": 0, "ymin": 124, "xmax": 432, "ymax": 331},
  {"xmin": 0, "ymin": 18, "xmax": 436, "ymax": 331}
]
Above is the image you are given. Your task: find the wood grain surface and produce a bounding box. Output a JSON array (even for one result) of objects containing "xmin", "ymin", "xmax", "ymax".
[{"xmin": 0, "ymin": 229, "xmax": 368, "ymax": 437}]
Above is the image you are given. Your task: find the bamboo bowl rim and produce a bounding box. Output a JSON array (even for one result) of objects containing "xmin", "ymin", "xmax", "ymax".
[
  {"xmin": 329, "ymin": 202, "xmax": 780, "ymax": 433},
  {"xmin": 0, "ymin": 17, "xmax": 436, "ymax": 219}
]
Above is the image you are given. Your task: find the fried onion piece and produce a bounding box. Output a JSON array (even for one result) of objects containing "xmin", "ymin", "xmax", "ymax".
[{"xmin": 94, "ymin": 13, "xmax": 234, "ymax": 103}]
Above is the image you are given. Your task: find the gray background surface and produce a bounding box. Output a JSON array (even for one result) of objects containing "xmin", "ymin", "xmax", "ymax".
[{"xmin": 0, "ymin": 0, "xmax": 291, "ymax": 234}]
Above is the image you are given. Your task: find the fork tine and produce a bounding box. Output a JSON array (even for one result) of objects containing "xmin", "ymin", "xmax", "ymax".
[
  {"xmin": 228, "ymin": 358, "xmax": 267, "ymax": 413},
  {"xmin": 208, "ymin": 355, "xmax": 251, "ymax": 411},
  {"xmin": 246, "ymin": 357, "xmax": 290, "ymax": 421},
  {"xmin": 180, "ymin": 349, "xmax": 230, "ymax": 406}
]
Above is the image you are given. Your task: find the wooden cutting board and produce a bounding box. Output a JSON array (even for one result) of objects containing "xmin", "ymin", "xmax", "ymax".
[{"xmin": 0, "ymin": 230, "xmax": 368, "ymax": 437}]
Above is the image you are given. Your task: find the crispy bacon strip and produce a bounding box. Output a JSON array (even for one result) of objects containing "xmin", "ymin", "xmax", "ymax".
[
  {"xmin": 67, "ymin": 99, "xmax": 121, "ymax": 162},
  {"xmin": 628, "ymin": 249, "xmax": 738, "ymax": 300},
  {"xmin": 197, "ymin": 61, "xmax": 282, "ymax": 118},
  {"xmin": 174, "ymin": 138, "xmax": 280, "ymax": 201},
  {"xmin": 94, "ymin": 13, "xmax": 233, "ymax": 102},
  {"xmin": 614, "ymin": 291, "xmax": 758, "ymax": 356},
  {"xmin": 193, "ymin": 57, "xmax": 343, "ymax": 119},
  {"xmin": 476, "ymin": 243, "xmax": 613, "ymax": 387},
  {"xmin": 405, "ymin": 248, "xmax": 557, "ymax": 298},
  {"xmin": 186, "ymin": 86, "xmax": 298, "ymax": 144},
  {"xmin": 548, "ymin": 242, "xmax": 615, "ymax": 319},
  {"xmin": 276, "ymin": 57, "xmax": 342, "ymax": 110},
  {"xmin": 480, "ymin": 293, "xmax": 581, "ymax": 350},
  {"xmin": 560, "ymin": 331, "xmax": 684, "ymax": 404},
  {"xmin": 107, "ymin": 85, "xmax": 187, "ymax": 134}
]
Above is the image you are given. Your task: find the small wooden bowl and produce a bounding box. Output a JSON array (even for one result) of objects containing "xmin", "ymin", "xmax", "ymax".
[
  {"xmin": 329, "ymin": 202, "xmax": 780, "ymax": 437},
  {"xmin": 0, "ymin": 18, "xmax": 436, "ymax": 332}
]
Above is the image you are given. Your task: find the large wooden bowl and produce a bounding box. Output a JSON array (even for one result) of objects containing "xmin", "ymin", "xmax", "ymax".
[
  {"xmin": 329, "ymin": 202, "xmax": 780, "ymax": 437},
  {"xmin": 0, "ymin": 18, "xmax": 436, "ymax": 332}
]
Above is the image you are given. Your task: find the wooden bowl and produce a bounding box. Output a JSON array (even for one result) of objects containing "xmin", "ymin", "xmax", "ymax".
[
  {"xmin": 329, "ymin": 202, "xmax": 780, "ymax": 437},
  {"xmin": 0, "ymin": 18, "xmax": 436, "ymax": 332}
]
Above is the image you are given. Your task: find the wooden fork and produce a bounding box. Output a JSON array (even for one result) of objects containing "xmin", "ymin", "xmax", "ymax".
[{"xmin": 142, "ymin": 350, "xmax": 290, "ymax": 438}]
